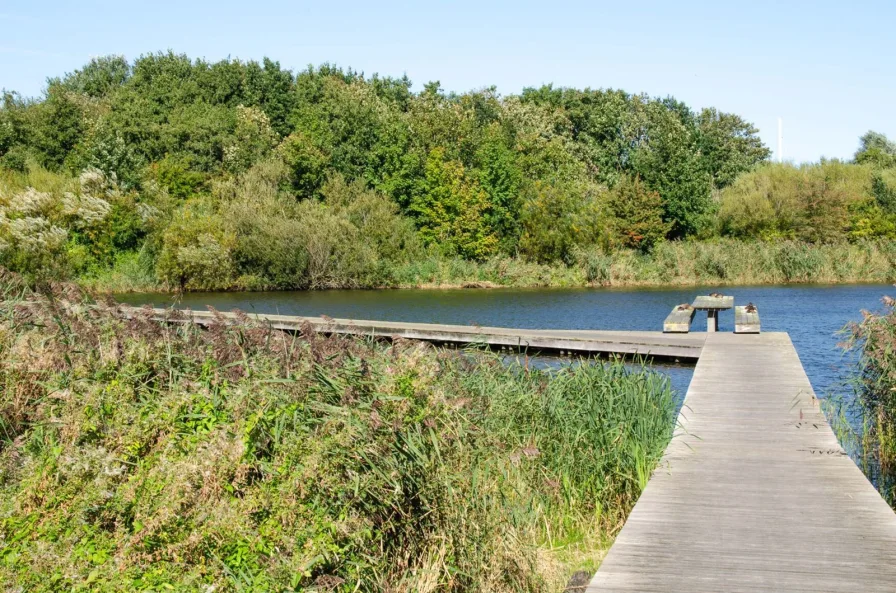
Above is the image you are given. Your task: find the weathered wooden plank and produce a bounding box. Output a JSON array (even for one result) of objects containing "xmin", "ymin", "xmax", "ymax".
[
  {"xmin": 691, "ymin": 295, "xmax": 734, "ymax": 310},
  {"xmin": 586, "ymin": 333, "xmax": 896, "ymax": 592},
  {"xmin": 734, "ymin": 304, "xmax": 760, "ymax": 334},
  {"xmin": 122, "ymin": 307, "xmax": 706, "ymax": 361},
  {"xmin": 663, "ymin": 304, "xmax": 695, "ymax": 333}
]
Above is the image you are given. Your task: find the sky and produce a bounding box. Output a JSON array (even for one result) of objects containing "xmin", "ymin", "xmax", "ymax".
[{"xmin": 1, "ymin": 0, "xmax": 893, "ymax": 164}]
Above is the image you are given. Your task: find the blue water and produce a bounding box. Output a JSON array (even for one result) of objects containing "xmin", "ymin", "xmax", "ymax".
[{"xmin": 116, "ymin": 283, "xmax": 891, "ymax": 403}]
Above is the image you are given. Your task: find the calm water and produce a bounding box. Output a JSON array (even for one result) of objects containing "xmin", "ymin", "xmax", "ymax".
[{"xmin": 116, "ymin": 283, "xmax": 893, "ymax": 404}]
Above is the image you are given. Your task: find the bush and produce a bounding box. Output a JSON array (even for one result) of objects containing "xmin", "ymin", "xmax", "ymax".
[
  {"xmin": 719, "ymin": 161, "xmax": 871, "ymax": 242},
  {"xmin": 155, "ymin": 201, "xmax": 235, "ymax": 290},
  {"xmin": 0, "ymin": 167, "xmax": 149, "ymax": 279},
  {"xmin": 276, "ymin": 132, "xmax": 329, "ymax": 197},
  {"xmin": 0, "ymin": 145, "xmax": 30, "ymax": 172},
  {"xmin": 322, "ymin": 173, "xmax": 421, "ymax": 264}
]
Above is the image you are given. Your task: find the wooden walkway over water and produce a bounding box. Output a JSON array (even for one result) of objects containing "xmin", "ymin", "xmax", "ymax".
[
  {"xmin": 587, "ymin": 332, "xmax": 896, "ymax": 592},
  {"xmin": 131, "ymin": 307, "xmax": 705, "ymax": 361}
]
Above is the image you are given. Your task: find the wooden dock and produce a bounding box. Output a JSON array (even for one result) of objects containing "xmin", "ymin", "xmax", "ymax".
[
  {"xmin": 587, "ymin": 332, "xmax": 896, "ymax": 592},
  {"xmin": 128, "ymin": 307, "xmax": 705, "ymax": 361}
]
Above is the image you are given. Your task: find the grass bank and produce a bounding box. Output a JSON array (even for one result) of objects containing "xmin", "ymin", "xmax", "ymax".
[
  {"xmin": 82, "ymin": 239, "xmax": 896, "ymax": 294},
  {"xmin": 0, "ymin": 273, "xmax": 675, "ymax": 592}
]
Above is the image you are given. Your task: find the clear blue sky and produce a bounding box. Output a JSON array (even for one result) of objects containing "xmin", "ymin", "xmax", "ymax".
[{"xmin": 2, "ymin": 0, "xmax": 893, "ymax": 164}]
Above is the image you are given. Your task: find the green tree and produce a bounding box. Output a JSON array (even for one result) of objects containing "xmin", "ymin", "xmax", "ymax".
[
  {"xmin": 31, "ymin": 85, "xmax": 86, "ymax": 169},
  {"xmin": 856, "ymin": 130, "xmax": 896, "ymax": 168},
  {"xmin": 474, "ymin": 127, "xmax": 523, "ymax": 250},
  {"xmin": 633, "ymin": 104, "xmax": 714, "ymax": 238},
  {"xmin": 411, "ymin": 148, "xmax": 498, "ymax": 260},
  {"xmin": 873, "ymin": 170, "xmax": 896, "ymax": 214},
  {"xmin": 696, "ymin": 108, "xmax": 770, "ymax": 188},
  {"xmin": 518, "ymin": 179, "xmax": 605, "ymax": 263},
  {"xmin": 53, "ymin": 55, "xmax": 131, "ymax": 98},
  {"xmin": 607, "ymin": 175, "xmax": 669, "ymax": 250},
  {"xmin": 289, "ymin": 72, "xmax": 411, "ymax": 195},
  {"xmin": 276, "ymin": 132, "xmax": 330, "ymax": 197}
]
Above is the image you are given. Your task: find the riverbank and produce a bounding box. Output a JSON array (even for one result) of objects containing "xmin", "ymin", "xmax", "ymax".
[
  {"xmin": 0, "ymin": 275, "xmax": 675, "ymax": 592},
  {"xmin": 80, "ymin": 239, "xmax": 896, "ymax": 293}
]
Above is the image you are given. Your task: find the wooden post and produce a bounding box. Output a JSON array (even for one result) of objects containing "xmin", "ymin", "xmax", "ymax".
[{"xmin": 707, "ymin": 310, "xmax": 718, "ymax": 332}]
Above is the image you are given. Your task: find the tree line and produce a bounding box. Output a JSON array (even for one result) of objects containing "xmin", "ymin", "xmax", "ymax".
[{"xmin": 0, "ymin": 52, "xmax": 894, "ymax": 289}]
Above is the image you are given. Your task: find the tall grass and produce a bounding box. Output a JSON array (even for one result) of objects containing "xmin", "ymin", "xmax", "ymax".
[
  {"xmin": 593, "ymin": 239, "xmax": 896, "ymax": 286},
  {"xmin": 388, "ymin": 239, "xmax": 896, "ymax": 290},
  {"xmin": 0, "ymin": 272, "xmax": 675, "ymax": 592},
  {"xmin": 72, "ymin": 238, "xmax": 896, "ymax": 293},
  {"xmin": 841, "ymin": 295, "xmax": 896, "ymax": 506}
]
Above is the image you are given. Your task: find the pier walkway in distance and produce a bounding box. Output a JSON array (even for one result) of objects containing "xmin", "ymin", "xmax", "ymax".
[
  {"xmin": 128, "ymin": 307, "xmax": 705, "ymax": 362},
  {"xmin": 586, "ymin": 332, "xmax": 896, "ymax": 592}
]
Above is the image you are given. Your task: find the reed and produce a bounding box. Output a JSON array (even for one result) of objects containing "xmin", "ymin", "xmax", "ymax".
[
  {"xmin": 388, "ymin": 239, "xmax": 896, "ymax": 290},
  {"xmin": 842, "ymin": 294, "xmax": 896, "ymax": 506},
  {"xmin": 0, "ymin": 273, "xmax": 675, "ymax": 592}
]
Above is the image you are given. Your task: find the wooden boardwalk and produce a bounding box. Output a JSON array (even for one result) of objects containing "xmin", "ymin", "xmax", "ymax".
[
  {"xmin": 129, "ymin": 307, "xmax": 705, "ymax": 361},
  {"xmin": 587, "ymin": 332, "xmax": 896, "ymax": 592}
]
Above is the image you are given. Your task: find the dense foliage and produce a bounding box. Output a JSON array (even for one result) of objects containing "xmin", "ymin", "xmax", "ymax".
[
  {"xmin": 1, "ymin": 52, "xmax": 895, "ymax": 290},
  {"xmin": 0, "ymin": 274, "xmax": 675, "ymax": 591}
]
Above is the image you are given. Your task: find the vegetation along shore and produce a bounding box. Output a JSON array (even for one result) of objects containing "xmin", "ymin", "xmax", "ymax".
[
  {"xmin": 3, "ymin": 53, "xmax": 896, "ymax": 291},
  {"xmin": 0, "ymin": 273, "xmax": 675, "ymax": 591},
  {"xmin": 842, "ymin": 294, "xmax": 896, "ymax": 507}
]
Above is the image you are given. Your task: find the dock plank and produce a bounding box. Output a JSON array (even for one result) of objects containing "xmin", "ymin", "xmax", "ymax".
[
  {"xmin": 664, "ymin": 305, "xmax": 696, "ymax": 333},
  {"xmin": 692, "ymin": 295, "xmax": 734, "ymax": 310},
  {"xmin": 587, "ymin": 333, "xmax": 896, "ymax": 592}
]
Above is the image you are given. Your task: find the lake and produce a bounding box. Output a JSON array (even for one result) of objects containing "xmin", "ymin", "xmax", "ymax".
[{"xmin": 116, "ymin": 283, "xmax": 892, "ymax": 406}]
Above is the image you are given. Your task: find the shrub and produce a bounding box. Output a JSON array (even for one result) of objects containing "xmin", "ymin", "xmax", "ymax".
[
  {"xmin": 322, "ymin": 173, "xmax": 421, "ymax": 263},
  {"xmin": 0, "ymin": 167, "xmax": 148, "ymax": 278},
  {"xmin": 719, "ymin": 161, "xmax": 871, "ymax": 242},
  {"xmin": 155, "ymin": 201, "xmax": 235, "ymax": 290},
  {"xmin": 146, "ymin": 155, "xmax": 207, "ymax": 199}
]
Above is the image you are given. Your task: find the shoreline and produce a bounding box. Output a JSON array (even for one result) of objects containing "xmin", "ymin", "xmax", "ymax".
[
  {"xmin": 76, "ymin": 237, "xmax": 896, "ymax": 295},
  {"xmin": 86, "ymin": 275, "xmax": 896, "ymax": 295}
]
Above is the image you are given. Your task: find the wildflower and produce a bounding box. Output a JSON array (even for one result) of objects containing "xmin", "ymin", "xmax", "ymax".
[
  {"xmin": 62, "ymin": 192, "xmax": 112, "ymax": 228},
  {"xmin": 136, "ymin": 202, "xmax": 161, "ymax": 224},
  {"xmin": 79, "ymin": 167, "xmax": 118, "ymax": 196},
  {"xmin": 8, "ymin": 187, "xmax": 53, "ymax": 215},
  {"xmin": 3, "ymin": 217, "xmax": 67, "ymax": 253}
]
